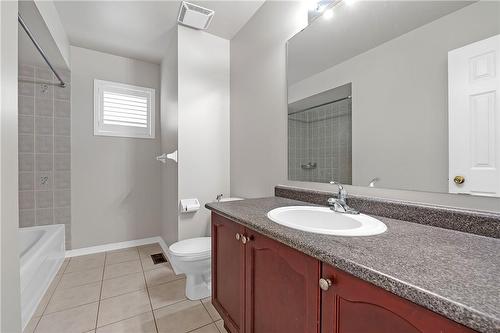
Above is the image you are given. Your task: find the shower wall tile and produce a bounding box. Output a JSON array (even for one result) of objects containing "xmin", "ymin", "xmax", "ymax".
[
  {"xmin": 19, "ymin": 82, "xmax": 34, "ymax": 96},
  {"xmin": 18, "ymin": 63, "xmax": 72, "ymax": 248},
  {"xmin": 54, "ymin": 136, "xmax": 71, "ymax": 154},
  {"xmin": 54, "ymin": 207, "xmax": 71, "ymax": 224},
  {"xmin": 54, "ymin": 171, "xmax": 71, "ymax": 189},
  {"xmin": 19, "ymin": 96, "xmax": 34, "ymax": 115},
  {"xmin": 36, "ymin": 67, "xmax": 53, "ymax": 81},
  {"xmin": 36, "ymin": 191, "xmax": 53, "ymax": 209},
  {"xmin": 54, "ymin": 118, "xmax": 71, "ymax": 136},
  {"xmin": 19, "ymin": 209, "xmax": 35, "ymax": 228},
  {"xmin": 18, "ymin": 116, "xmax": 34, "ymax": 134},
  {"xmin": 19, "ymin": 64, "xmax": 34, "ymax": 78},
  {"xmin": 35, "ymin": 135, "xmax": 53, "ymax": 153},
  {"xmin": 19, "ymin": 153, "xmax": 34, "ymax": 172},
  {"xmin": 54, "ymin": 100, "xmax": 70, "ymax": 118},
  {"xmin": 35, "ymin": 117, "xmax": 53, "ymax": 135},
  {"xmin": 19, "ymin": 135, "xmax": 34, "ymax": 153},
  {"xmin": 35, "ymin": 98, "xmax": 53, "ymax": 117},
  {"xmin": 36, "ymin": 209, "xmax": 54, "ymax": 225},
  {"xmin": 54, "ymin": 154, "xmax": 70, "ymax": 171},
  {"xmin": 54, "ymin": 190, "xmax": 71, "ymax": 208},
  {"xmin": 54, "ymin": 84, "xmax": 70, "ymax": 100},
  {"xmin": 36, "ymin": 154, "xmax": 53, "ymax": 172},
  {"xmin": 19, "ymin": 172, "xmax": 34, "ymax": 191},
  {"xmin": 19, "ymin": 191, "xmax": 35, "ymax": 210}
]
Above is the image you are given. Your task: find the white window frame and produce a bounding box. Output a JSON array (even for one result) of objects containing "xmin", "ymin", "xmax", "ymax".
[{"xmin": 94, "ymin": 79, "xmax": 155, "ymax": 139}]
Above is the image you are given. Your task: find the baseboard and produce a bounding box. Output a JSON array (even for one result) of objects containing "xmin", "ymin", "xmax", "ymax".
[{"xmin": 65, "ymin": 236, "xmax": 163, "ymax": 257}]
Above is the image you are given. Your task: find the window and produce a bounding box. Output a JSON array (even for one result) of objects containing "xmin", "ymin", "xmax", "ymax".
[{"xmin": 94, "ymin": 79, "xmax": 155, "ymax": 139}]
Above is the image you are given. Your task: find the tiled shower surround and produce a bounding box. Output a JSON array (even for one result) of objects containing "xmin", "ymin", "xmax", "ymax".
[
  {"xmin": 18, "ymin": 64, "xmax": 72, "ymax": 248},
  {"xmin": 288, "ymin": 98, "xmax": 352, "ymax": 183}
]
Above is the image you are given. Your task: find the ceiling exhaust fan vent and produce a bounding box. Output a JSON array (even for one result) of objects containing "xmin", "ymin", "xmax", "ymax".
[{"xmin": 177, "ymin": 1, "xmax": 215, "ymax": 30}]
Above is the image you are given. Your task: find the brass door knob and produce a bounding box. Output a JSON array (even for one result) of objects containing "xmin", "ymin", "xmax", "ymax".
[
  {"xmin": 454, "ymin": 176, "xmax": 465, "ymax": 184},
  {"xmin": 235, "ymin": 233, "xmax": 241, "ymax": 241},
  {"xmin": 319, "ymin": 278, "xmax": 333, "ymax": 291}
]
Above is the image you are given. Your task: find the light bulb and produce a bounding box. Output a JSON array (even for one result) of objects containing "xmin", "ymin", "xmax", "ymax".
[{"xmin": 323, "ymin": 8, "xmax": 334, "ymax": 19}]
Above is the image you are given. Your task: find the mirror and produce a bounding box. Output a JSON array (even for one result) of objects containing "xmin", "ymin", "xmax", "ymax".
[{"xmin": 287, "ymin": 1, "xmax": 500, "ymax": 197}]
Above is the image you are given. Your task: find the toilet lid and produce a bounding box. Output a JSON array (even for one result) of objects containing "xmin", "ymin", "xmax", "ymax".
[{"xmin": 169, "ymin": 237, "xmax": 211, "ymax": 257}]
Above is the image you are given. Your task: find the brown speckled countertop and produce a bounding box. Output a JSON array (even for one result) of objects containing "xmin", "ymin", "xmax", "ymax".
[{"xmin": 206, "ymin": 197, "xmax": 500, "ymax": 333}]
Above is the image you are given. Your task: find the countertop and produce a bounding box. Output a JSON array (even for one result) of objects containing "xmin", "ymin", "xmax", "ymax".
[{"xmin": 206, "ymin": 197, "xmax": 500, "ymax": 333}]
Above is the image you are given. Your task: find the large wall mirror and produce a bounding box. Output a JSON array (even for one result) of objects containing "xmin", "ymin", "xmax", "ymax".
[{"xmin": 287, "ymin": 0, "xmax": 500, "ymax": 197}]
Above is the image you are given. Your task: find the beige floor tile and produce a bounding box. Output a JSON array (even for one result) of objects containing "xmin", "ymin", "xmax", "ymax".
[
  {"xmin": 154, "ymin": 299, "xmax": 212, "ymax": 333},
  {"xmin": 58, "ymin": 267, "xmax": 103, "ymax": 289},
  {"xmin": 215, "ymin": 320, "xmax": 228, "ymax": 333},
  {"xmin": 106, "ymin": 248, "xmax": 140, "ymax": 265},
  {"xmin": 66, "ymin": 253, "xmax": 105, "ymax": 273},
  {"xmin": 23, "ymin": 315, "xmax": 40, "ymax": 333},
  {"xmin": 101, "ymin": 272, "xmax": 146, "ymax": 299},
  {"xmin": 137, "ymin": 243, "xmax": 162, "ymax": 256},
  {"xmin": 97, "ymin": 289, "xmax": 151, "ymax": 327},
  {"xmin": 144, "ymin": 264, "xmax": 182, "ymax": 287},
  {"xmin": 104, "ymin": 260, "xmax": 143, "ymax": 280},
  {"xmin": 140, "ymin": 253, "xmax": 168, "ymax": 272},
  {"xmin": 148, "ymin": 279, "xmax": 187, "ymax": 310},
  {"xmin": 201, "ymin": 297, "xmax": 221, "ymax": 321},
  {"xmin": 35, "ymin": 302, "xmax": 98, "ymax": 333},
  {"xmin": 33, "ymin": 274, "xmax": 63, "ymax": 317},
  {"xmin": 95, "ymin": 312, "xmax": 156, "ymax": 333},
  {"xmin": 191, "ymin": 323, "xmax": 221, "ymax": 333},
  {"xmin": 45, "ymin": 281, "xmax": 101, "ymax": 314}
]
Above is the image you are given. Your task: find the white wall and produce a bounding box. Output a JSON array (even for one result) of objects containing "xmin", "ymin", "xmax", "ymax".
[
  {"xmin": 33, "ymin": 0, "xmax": 70, "ymax": 68},
  {"xmin": 0, "ymin": 1, "xmax": 22, "ymax": 331},
  {"xmin": 160, "ymin": 27, "xmax": 179, "ymax": 246},
  {"xmin": 230, "ymin": 1, "xmax": 500, "ymax": 212},
  {"xmin": 289, "ymin": 2, "xmax": 500, "ymax": 193},
  {"xmin": 71, "ymin": 46, "xmax": 162, "ymax": 249},
  {"xmin": 177, "ymin": 26, "xmax": 230, "ymax": 240}
]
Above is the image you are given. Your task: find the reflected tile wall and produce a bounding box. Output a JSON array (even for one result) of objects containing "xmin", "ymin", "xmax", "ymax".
[
  {"xmin": 288, "ymin": 99, "xmax": 352, "ymax": 184},
  {"xmin": 18, "ymin": 64, "xmax": 72, "ymax": 249}
]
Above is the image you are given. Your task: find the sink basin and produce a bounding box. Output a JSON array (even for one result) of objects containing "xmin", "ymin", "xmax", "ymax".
[{"xmin": 267, "ymin": 206, "xmax": 387, "ymax": 236}]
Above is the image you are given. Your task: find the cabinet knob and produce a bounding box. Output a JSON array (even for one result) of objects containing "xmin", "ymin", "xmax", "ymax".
[
  {"xmin": 319, "ymin": 278, "xmax": 333, "ymax": 291},
  {"xmin": 453, "ymin": 175, "xmax": 465, "ymax": 184},
  {"xmin": 235, "ymin": 233, "xmax": 241, "ymax": 241},
  {"xmin": 241, "ymin": 235, "xmax": 248, "ymax": 244}
]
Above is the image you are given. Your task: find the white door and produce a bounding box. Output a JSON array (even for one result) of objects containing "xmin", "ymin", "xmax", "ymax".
[{"xmin": 449, "ymin": 34, "xmax": 500, "ymax": 196}]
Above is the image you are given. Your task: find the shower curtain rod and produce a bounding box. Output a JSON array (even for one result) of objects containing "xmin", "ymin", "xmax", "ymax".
[
  {"xmin": 18, "ymin": 13, "xmax": 66, "ymax": 88},
  {"xmin": 288, "ymin": 95, "xmax": 351, "ymax": 116}
]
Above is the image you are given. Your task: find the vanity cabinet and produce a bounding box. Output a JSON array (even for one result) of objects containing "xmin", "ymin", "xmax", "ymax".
[
  {"xmin": 212, "ymin": 212, "xmax": 321, "ymax": 333},
  {"xmin": 212, "ymin": 213, "xmax": 476, "ymax": 333},
  {"xmin": 320, "ymin": 264, "xmax": 476, "ymax": 333}
]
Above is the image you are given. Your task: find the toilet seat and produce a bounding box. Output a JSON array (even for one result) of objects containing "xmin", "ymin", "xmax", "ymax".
[{"xmin": 169, "ymin": 237, "xmax": 211, "ymax": 260}]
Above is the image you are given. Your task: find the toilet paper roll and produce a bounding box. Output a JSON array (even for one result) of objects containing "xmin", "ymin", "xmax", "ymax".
[{"xmin": 180, "ymin": 199, "xmax": 200, "ymax": 213}]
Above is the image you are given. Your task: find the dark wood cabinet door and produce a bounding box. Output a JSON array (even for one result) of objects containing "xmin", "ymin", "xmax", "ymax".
[
  {"xmin": 321, "ymin": 264, "xmax": 477, "ymax": 333},
  {"xmin": 212, "ymin": 213, "xmax": 246, "ymax": 333},
  {"xmin": 244, "ymin": 231, "xmax": 321, "ymax": 333}
]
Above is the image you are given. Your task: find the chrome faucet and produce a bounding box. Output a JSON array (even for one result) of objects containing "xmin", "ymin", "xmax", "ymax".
[
  {"xmin": 327, "ymin": 181, "xmax": 359, "ymax": 214},
  {"xmin": 216, "ymin": 194, "xmax": 223, "ymax": 202}
]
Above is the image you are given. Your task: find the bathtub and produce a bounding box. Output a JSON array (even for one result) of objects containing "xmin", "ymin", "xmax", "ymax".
[{"xmin": 19, "ymin": 225, "xmax": 65, "ymax": 329}]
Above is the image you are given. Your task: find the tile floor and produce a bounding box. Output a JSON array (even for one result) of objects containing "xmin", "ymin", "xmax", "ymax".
[{"xmin": 24, "ymin": 243, "xmax": 227, "ymax": 333}]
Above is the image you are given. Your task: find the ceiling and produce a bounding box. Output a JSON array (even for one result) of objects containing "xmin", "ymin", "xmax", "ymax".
[
  {"xmin": 54, "ymin": 0, "xmax": 265, "ymax": 64},
  {"xmin": 287, "ymin": 1, "xmax": 474, "ymax": 85}
]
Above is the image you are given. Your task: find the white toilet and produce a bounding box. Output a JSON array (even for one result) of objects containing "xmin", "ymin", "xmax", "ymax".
[{"xmin": 168, "ymin": 197, "xmax": 243, "ymax": 300}]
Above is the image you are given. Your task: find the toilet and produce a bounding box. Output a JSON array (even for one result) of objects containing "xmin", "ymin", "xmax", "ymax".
[{"xmin": 168, "ymin": 197, "xmax": 243, "ymax": 300}]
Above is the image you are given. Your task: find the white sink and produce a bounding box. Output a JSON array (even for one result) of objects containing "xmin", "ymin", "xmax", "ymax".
[{"xmin": 267, "ymin": 206, "xmax": 387, "ymax": 236}]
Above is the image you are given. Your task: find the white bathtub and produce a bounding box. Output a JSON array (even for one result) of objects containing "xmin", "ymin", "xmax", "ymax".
[{"xmin": 19, "ymin": 225, "xmax": 65, "ymax": 329}]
